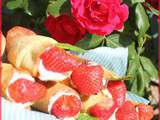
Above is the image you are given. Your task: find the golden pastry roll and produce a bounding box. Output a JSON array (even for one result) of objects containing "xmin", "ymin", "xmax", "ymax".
[
  {"xmin": 6, "ymin": 26, "xmax": 36, "ymax": 50},
  {"xmin": 32, "ymin": 83, "xmax": 82, "ymax": 119},
  {"xmin": 7, "ymin": 33, "xmax": 85, "ymax": 82},
  {"xmin": 1, "ymin": 32, "xmax": 6, "ymax": 56},
  {"xmin": 2, "ymin": 63, "xmax": 47, "ymax": 107},
  {"xmin": 7, "ymin": 35, "xmax": 57, "ymax": 77}
]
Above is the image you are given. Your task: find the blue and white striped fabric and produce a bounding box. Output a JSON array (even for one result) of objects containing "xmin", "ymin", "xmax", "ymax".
[
  {"xmin": 2, "ymin": 47, "xmax": 149, "ymax": 120},
  {"xmin": 79, "ymin": 47, "xmax": 128, "ymax": 76},
  {"xmin": 126, "ymin": 92, "xmax": 150, "ymax": 104},
  {"xmin": 2, "ymin": 98, "xmax": 58, "ymax": 120}
]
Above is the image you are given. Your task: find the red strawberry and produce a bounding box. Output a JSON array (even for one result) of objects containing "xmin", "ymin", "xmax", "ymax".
[
  {"xmin": 107, "ymin": 81, "xmax": 127, "ymax": 107},
  {"xmin": 51, "ymin": 95, "xmax": 81, "ymax": 118},
  {"xmin": 71, "ymin": 64, "xmax": 103, "ymax": 96},
  {"xmin": 40, "ymin": 46, "xmax": 84, "ymax": 73},
  {"xmin": 8, "ymin": 78, "xmax": 46, "ymax": 103},
  {"xmin": 88, "ymin": 98, "xmax": 117, "ymax": 120},
  {"xmin": 116, "ymin": 101, "xmax": 139, "ymax": 120},
  {"xmin": 136, "ymin": 103, "xmax": 154, "ymax": 120}
]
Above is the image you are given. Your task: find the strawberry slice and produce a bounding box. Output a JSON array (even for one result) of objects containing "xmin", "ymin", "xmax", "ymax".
[
  {"xmin": 107, "ymin": 81, "xmax": 127, "ymax": 107},
  {"xmin": 116, "ymin": 101, "xmax": 139, "ymax": 120},
  {"xmin": 8, "ymin": 78, "xmax": 46, "ymax": 103},
  {"xmin": 40, "ymin": 46, "xmax": 84, "ymax": 73},
  {"xmin": 71, "ymin": 63, "xmax": 103, "ymax": 96},
  {"xmin": 136, "ymin": 103, "xmax": 154, "ymax": 120},
  {"xmin": 88, "ymin": 98, "xmax": 117, "ymax": 120},
  {"xmin": 51, "ymin": 95, "xmax": 81, "ymax": 118}
]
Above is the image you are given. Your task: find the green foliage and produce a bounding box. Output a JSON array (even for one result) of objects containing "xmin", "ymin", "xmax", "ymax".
[
  {"xmin": 7, "ymin": 0, "xmax": 48, "ymax": 16},
  {"xmin": 135, "ymin": 3, "xmax": 150, "ymax": 37},
  {"xmin": 76, "ymin": 34, "xmax": 105, "ymax": 49},
  {"xmin": 55, "ymin": 43, "xmax": 86, "ymax": 53},
  {"xmin": 106, "ymin": 34, "xmax": 132, "ymax": 48},
  {"xmin": 78, "ymin": 113, "xmax": 98, "ymax": 120},
  {"xmin": 47, "ymin": 0, "xmax": 71, "ymax": 16}
]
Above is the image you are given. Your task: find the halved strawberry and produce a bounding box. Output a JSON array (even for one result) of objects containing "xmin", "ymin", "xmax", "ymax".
[
  {"xmin": 136, "ymin": 103, "xmax": 154, "ymax": 120},
  {"xmin": 40, "ymin": 46, "xmax": 85, "ymax": 73},
  {"xmin": 71, "ymin": 63, "xmax": 103, "ymax": 96},
  {"xmin": 88, "ymin": 98, "xmax": 117, "ymax": 120},
  {"xmin": 116, "ymin": 101, "xmax": 139, "ymax": 120},
  {"xmin": 51, "ymin": 95, "xmax": 81, "ymax": 118},
  {"xmin": 8, "ymin": 78, "xmax": 47, "ymax": 103},
  {"xmin": 107, "ymin": 81, "xmax": 127, "ymax": 107}
]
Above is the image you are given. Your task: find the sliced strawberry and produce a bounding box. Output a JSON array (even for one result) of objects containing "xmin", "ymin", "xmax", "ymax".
[
  {"xmin": 137, "ymin": 103, "xmax": 154, "ymax": 120},
  {"xmin": 88, "ymin": 98, "xmax": 117, "ymax": 120},
  {"xmin": 107, "ymin": 81, "xmax": 127, "ymax": 107},
  {"xmin": 116, "ymin": 101, "xmax": 139, "ymax": 120},
  {"xmin": 40, "ymin": 46, "xmax": 84, "ymax": 73},
  {"xmin": 51, "ymin": 95, "xmax": 81, "ymax": 118},
  {"xmin": 71, "ymin": 64, "xmax": 103, "ymax": 96},
  {"xmin": 6, "ymin": 26, "xmax": 36, "ymax": 40},
  {"xmin": 8, "ymin": 78, "xmax": 46, "ymax": 103}
]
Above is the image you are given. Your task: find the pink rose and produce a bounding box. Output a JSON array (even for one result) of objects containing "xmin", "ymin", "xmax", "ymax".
[
  {"xmin": 71, "ymin": 0, "xmax": 129, "ymax": 35},
  {"xmin": 45, "ymin": 14, "xmax": 86, "ymax": 45}
]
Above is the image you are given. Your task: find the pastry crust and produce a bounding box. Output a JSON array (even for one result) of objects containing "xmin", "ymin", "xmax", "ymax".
[
  {"xmin": 1, "ymin": 32, "xmax": 6, "ymax": 56},
  {"xmin": 2, "ymin": 63, "xmax": 15, "ymax": 98},
  {"xmin": 7, "ymin": 35, "xmax": 57, "ymax": 76}
]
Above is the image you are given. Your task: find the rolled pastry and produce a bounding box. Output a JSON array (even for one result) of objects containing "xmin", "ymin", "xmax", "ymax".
[
  {"xmin": 7, "ymin": 34, "xmax": 84, "ymax": 81},
  {"xmin": 32, "ymin": 83, "xmax": 82, "ymax": 119},
  {"xmin": 6, "ymin": 26, "xmax": 36, "ymax": 50},
  {"xmin": 2, "ymin": 63, "xmax": 47, "ymax": 106},
  {"xmin": 7, "ymin": 35, "xmax": 57, "ymax": 76},
  {"xmin": 1, "ymin": 32, "xmax": 6, "ymax": 56}
]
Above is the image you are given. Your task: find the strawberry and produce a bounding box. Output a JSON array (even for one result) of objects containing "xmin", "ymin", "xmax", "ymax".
[
  {"xmin": 136, "ymin": 103, "xmax": 154, "ymax": 120},
  {"xmin": 116, "ymin": 101, "xmax": 139, "ymax": 120},
  {"xmin": 40, "ymin": 46, "xmax": 85, "ymax": 73},
  {"xmin": 71, "ymin": 64, "xmax": 103, "ymax": 96},
  {"xmin": 107, "ymin": 81, "xmax": 127, "ymax": 107},
  {"xmin": 8, "ymin": 78, "xmax": 47, "ymax": 103},
  {"xmin": 51, "ymin": 95, "xmax": 81, "ymax": 118},
  {"xmin": 88, "ymin": 98, "xmax": 117, "ymax": 120}
]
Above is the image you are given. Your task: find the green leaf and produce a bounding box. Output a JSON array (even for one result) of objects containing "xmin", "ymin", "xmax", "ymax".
[
  {"xmin": 6, "ymin": 0, "xmax": 23, "ymax": 10},
  {"xmin": 76, "ymin": 34, "xmax": 104, "ymax": 49},
  {"xmin": 140, "ymin": 56, "xmax": 158, "ymax": 80},
  {"xmin": 137, "ymin": 66, "xmax": 145, "ymax": 96},
  {"xmin": 135, "ymin": 3, "xmax": 150, "ymax": 37},
  {"xmin": 123, "ymin": 0, "xmax": 144, "ymax": 6},
  {"xmin": 127, "ymin": 60, "xmax": 138, "ymax": 77},
  {"xmin": 55, "ymin": 43, "xmax": 86, "ymax": 53},
  {"xmin": 47, "ymin": 0, "xmax": 66, "ymax": 16},
  {"xmin": 78, "ymin": 113, "xmax": 98, "ymax": 120},
  {"xmin": 106, "ymin": 34, "xmax": 132, "ymax": 48},
  {"xmin": 128, "ymin": 42, "xmax": 138, "ymax": 60},
  {"xmin": 130, "ymin": 76, "xmax": 138, "ymax": 94}
]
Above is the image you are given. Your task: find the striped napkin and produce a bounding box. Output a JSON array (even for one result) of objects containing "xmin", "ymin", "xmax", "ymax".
[{"xmin": 2, "ymin": 47, "xmax": 149, "ymax": 120}]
